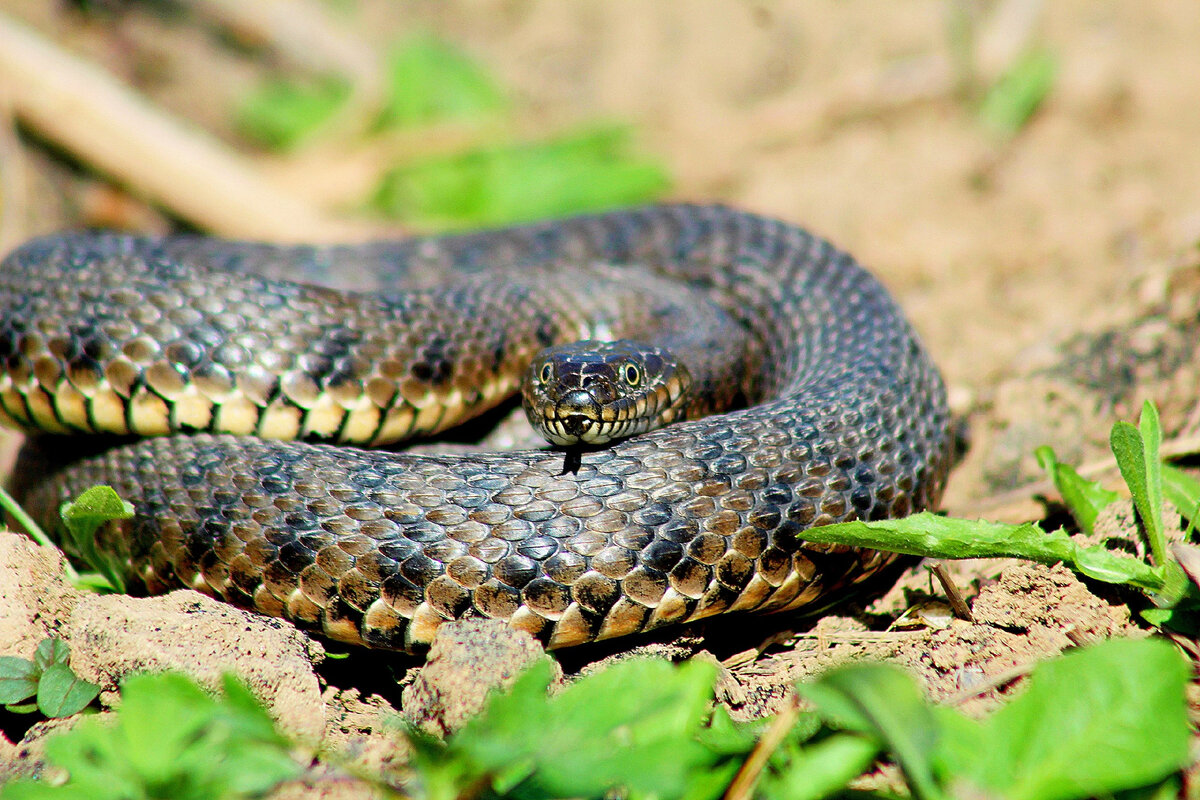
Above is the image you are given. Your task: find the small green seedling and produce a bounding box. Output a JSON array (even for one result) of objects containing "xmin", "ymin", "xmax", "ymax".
[
  {"xmin": 59, "ymin": 485, "xmax": 134, "ymax": 594},
  {"xmin": 978, "ymin": 49, "xmax": 1057, "ymax": 137},
  {"xmin": 0, "ymin": 672, "xmax": 300, "ymax": 800},
  {"xmin": 1042, "ymin": 400, "xmax": 1200, "ymax": 540},
  {"xmin": 0, "ymin": 638, "xmax": 98, "ymax": 718},
  {"xmin": 0, "ymin": 484, "xmax": 133, "ymax": 593},
  {"xmin": 1034, "ymin": 445, "xmax": 1118, "ymax": 534}
]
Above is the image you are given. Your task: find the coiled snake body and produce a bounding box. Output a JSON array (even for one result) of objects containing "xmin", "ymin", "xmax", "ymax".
[{"xmin": 0, "ymin": 205, "xmax": 952, "ymax": 651}]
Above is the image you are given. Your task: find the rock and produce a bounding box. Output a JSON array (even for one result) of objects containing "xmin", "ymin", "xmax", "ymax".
[{"xmin": 401, "ymin": 619, "xmax": 555, "ymax": 738}]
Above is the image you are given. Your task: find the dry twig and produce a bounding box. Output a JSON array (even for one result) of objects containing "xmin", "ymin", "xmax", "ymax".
[{"xmin": 0, "ymin": 12, "xmax": 359, "ymax": 240}]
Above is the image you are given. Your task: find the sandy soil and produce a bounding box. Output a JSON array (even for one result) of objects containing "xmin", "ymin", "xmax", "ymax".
[{"xmin": 1, "ymin": 1, "xmax": 1198, "ymax": 795}]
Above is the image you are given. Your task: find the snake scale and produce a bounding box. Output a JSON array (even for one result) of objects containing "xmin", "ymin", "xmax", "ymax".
[{"xmin": 0, "ymin": 205, "xmax": 953, "ymax": 652}]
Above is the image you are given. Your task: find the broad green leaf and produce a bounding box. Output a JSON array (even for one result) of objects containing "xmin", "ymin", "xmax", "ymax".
[
  {"xmin": 522, "ymin": 659, "xmax": 721, "ymax": 799},
  {"xmin": 1162, "ymin": 464, "xmax": 1200, "ymax": 527},
  {"xmin": 118, "ymin": 672, "xmax": 222, "ymax": 783},
  {"xmin": 378, "ymin": 33, "xmax": 506, "ymax": 129},
  {"xmin": 935, "ymin": 638, "xmax": 1190, "ymax": 800},
  {"xmin": 759, "ymin": 733, "xmax": 880, "ymax": 800},
  {"xmin": 36, "ymin": 662, "xmax": 99, "ymax": 718},
  {"xmin": 435, "ymin": 657, "xmax": 554, "ymax": 786},
  {"xmin": 236, "ymin": 75, "xmax": 350, "ymax": 151},
  {"xmin": 371, "ymin": 125, "xmax": 669, "ymax": 228},
  {"xmin": 34, "ymin": 637, "xmax": 70, "ymax": 671},
  {"xmin": 800, "ymin": 664, "xmax": 945, "ymax": 800},
  {"xmin": 978, "ymin": 49, "xmax": 1057, "ymax": 137},
  {"xmin": 697, "ymin": 704, "xmax": 773, "ymax": 756},
  {"xmin": 7, "ymin": 671, "xmax": 299, "ymax": 800},
  {"xmin": 1035, "ymin": 445, "xmax": 1118, "ymax": 533},
  {"xmin": 0, "ymin": 656, "xmax": 38, "ymax": 704},
  {"xmin": 436, "ymin": 658, "xmax": 726, "ymax": 800}
]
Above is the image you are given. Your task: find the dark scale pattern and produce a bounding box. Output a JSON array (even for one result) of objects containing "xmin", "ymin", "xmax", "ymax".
[{"xmin": 4, "ymin": 205, "xmax": 954, "ymax": 652}]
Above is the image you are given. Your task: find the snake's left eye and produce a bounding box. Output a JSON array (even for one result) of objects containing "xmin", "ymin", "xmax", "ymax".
[
  {"xmin": 539, "ymin": 363, "xmax": 553, "ymax": 383},
  {"xmin": 621, "ymin": 362, "xmax": 641, "ymax": 387}
]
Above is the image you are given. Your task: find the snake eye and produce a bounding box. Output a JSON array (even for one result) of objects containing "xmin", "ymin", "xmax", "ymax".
[
  {"xmin": 621, "ymin": 362, "xmax": 641, "ymax": 387},
  {"xmin": 539, "ymin": 363, "xmax": 553, "ymax": 384}
]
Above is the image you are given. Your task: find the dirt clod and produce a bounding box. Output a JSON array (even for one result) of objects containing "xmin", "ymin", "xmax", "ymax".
[
  {"xmin": 0, "ymin": 534, "xmax": 80, "ymax": 658},
  {"xmin": 67, "ymin": 589, "xmax": 326, "ymax": 746},
  {"xmin": 401, "ymin": 619, "xmax": 557, "ymax": 738}
]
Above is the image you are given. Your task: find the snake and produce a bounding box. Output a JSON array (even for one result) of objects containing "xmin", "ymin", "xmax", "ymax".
[{"xmin": 0, "ymin": 204, "xmax": 953, "ymax": 652}]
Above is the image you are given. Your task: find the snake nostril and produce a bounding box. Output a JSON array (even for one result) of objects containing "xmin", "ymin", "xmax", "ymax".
[{"xmin": 562, "ymin": 414, "xmax": 590, "ymax": 437}]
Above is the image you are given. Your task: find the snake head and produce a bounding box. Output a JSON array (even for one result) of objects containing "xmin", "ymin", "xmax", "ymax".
[{"xmin": 521, "ymin": 339, "xmax": 692, "ymax": 446}]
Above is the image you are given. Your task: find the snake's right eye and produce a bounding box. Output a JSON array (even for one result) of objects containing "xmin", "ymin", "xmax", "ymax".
[
  {"xmin": 539, "ymin": 363, "xmax": 553, "ymax": 383},
  {"xmin": 621, "ymin": 362, "xmax": 642, "ymax": 387}
]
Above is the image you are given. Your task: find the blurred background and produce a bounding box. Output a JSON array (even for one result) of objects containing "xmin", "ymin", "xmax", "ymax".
[{"xmin": 0, "ymin": 0, "xmax": 1197, "ymax": 510}]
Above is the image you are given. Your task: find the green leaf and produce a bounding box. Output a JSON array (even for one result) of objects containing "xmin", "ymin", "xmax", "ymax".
[
  {"xmin": 60, "ymin": 486, "xmax": 135, "ymax": 531},
  {"xmin": 759, "ymin": 733, "xmax": 880, "ymax": 800},
  {"xmin": 799, "ymin": 512, "xmax": 1166, "ymax": 591},
  {"xmin": 3, "ymin": 701, "xmax": 38, "ymax": 715},
  {"xmin": 1114, "ymin": 776, "xmax": 1183, "ymax": 800},
  {"xmin": 371, "ymin": 124, "xmax": 669, "ymax": 228},
  {"xmin": 377, "ymin": 33, "xmax": 506, "ymax": 129},
  {"xmin": 697, "ymin": 704, "xmax": 773, "ymax": 756},
  {"xmin": 34, "ymin": 638, "xmax": 70, "ymax": 671},
  {"xmin": 416, "ymin": 658, "xmax": 731, "ymax": 800},
  {"xmin": 1111, "ymin": 407, "xmax": 1170, "ymax": 567},
  {"xmin": 1140, "ymin": 401, "xmax": 1168, "ymax": 558},
  {"xmin": 935, "ymin": 638, "xmax": 1190, "ymax": 800},
  {"xmin": 1035, "ymin": 445, "xmax": 1118, "ymax": 533},
  {"xmin": 800, "ymin": 664, "xmax": 945, "ymax": 800},
  {"xmin": 36, "ymin": 662, "xmax": 99, "ymax": 718},
  {"xmin": 539, "ymin": 659, "xmax": 720, "ymax": 798},
  {"xmin": 3, "ymin": 671, "xmax": 299, "ymax": 800},
  {"xmin": 0, "ymin": 656, "xmax": 38, "ymax": 705},
  {"xmin": 978, "ymin": 49, "xmax": 1057, "ymax": 137},
  {"xmin": 1141, "ymin": 604, "xmax": 1200, "ymax": 636},
  {"xmin": 1162, "ymin": 464, "xmax": 1200, "ymax": 527},
  {"xmin": 235, "ymin": 75, "xmax": 350, "ymax": 151},
  {"xmin": 59, "ymin": 486, "xmax": 133, "ymax": 593},
  {"xmin": 1111, "ymin": 421, "xmax": 1148, "ymax": 510}
]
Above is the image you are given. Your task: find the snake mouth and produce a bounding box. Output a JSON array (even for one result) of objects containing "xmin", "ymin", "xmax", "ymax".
[
  {"xmin": 551, "ymin": 389, "xmax": 602, "ymax": 443},
  {"xmin": 560, "ymin": 413, "xmax": 592, "ymax": 438}
]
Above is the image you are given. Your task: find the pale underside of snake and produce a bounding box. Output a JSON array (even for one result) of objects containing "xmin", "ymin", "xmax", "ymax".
[{"xmin": 0, "ymin": 205, "xmax": 953, "ymax": 652}]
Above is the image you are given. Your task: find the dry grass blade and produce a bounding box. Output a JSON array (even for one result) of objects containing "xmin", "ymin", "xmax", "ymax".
[{"xmin": 722, "ymin": 696, "xmax": 800, "ymax": 800}]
